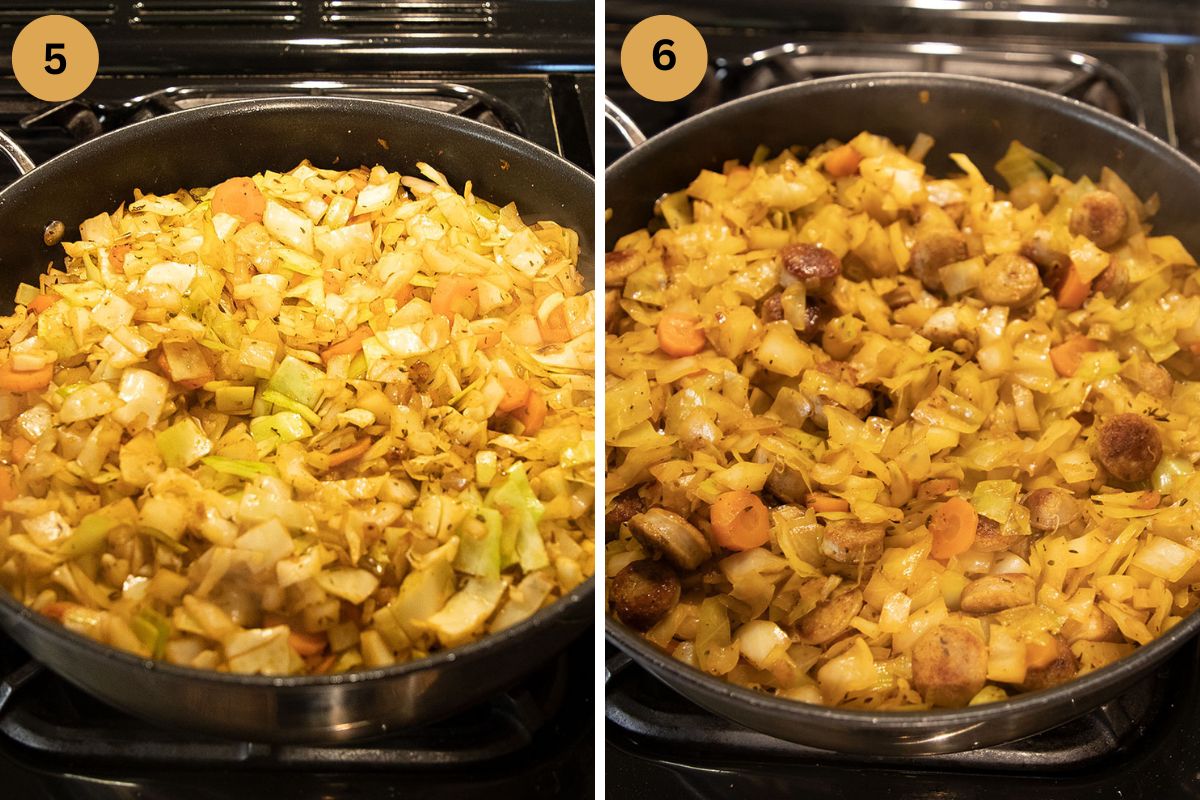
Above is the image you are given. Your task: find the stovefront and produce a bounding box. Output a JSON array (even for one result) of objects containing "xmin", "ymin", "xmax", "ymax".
[
  {"xmin": 604, "ymin": 2, "xmax": 1200, "ymax": 796},
  {"xmin": 0, "ymin": 3, "xmax": 595, "ymax": 798}
]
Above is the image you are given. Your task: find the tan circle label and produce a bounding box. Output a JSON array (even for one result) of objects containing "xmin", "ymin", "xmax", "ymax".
[
  {"xmin": 12, "ymin": 15, "xmax": 99, "ymax": 103},
  {"xmin": 620, "ymin": 15, "xmax": 708, "ymax": 103}
]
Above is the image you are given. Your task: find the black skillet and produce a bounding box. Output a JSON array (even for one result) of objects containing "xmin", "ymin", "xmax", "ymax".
[
  {"xmin": 0, "ymin": 96, "xmax": 594, "ymax": 743},
  {"xmin": 605, "ymin": 72, "xmax": 1200, "ymax": 755}
]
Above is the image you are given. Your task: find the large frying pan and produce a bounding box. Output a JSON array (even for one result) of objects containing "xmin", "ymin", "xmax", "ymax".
[
  {"xmin": 605, "ymin": 73, "xmax": 1200, "ymax": 755},
  {"xmin": 0, "ymin": 96, "xmax": 594, "ymax": 743}
]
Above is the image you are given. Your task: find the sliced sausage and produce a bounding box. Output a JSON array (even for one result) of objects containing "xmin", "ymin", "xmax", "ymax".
[
  {"xmin": 606, "ymin": 491, "xmax": 644, "ymax": 538},
  {"xmin": 972, "ymin": 515, "xmax": 1023, "ymax": 553},
  {"xmin": 760, "ymin": 292, "xmax": 784, "ymax": 323},
  {"xmin": 605, "ymin": 249, "xmax": 642, "ymax": 286},
  {"xmin": 1020, "ymin": 230, "xmax": 1071, "ymax": 290},
  {"xmin": 1092, "ymin": 259, "xmax": 1128, "ymax": 299},
  {"xmin": 610, "ymin": 560, "xmax": 681, "ymax": 631},
  {"xmin": 1061, "ymin": 606, "xmax": 1121, "ymax": 644},
  {"xmin": 959, "ymin": 574, "xmax": 1036, "ymax": 614},
  {"xmin": 819, "ymin": 519, "xmax": 885, "ymax": 564},
  {"xmin": 1018, "ymin": 635, "xmax": 1078, "ymax": 692},
  {"xmin": 796, "ymin": 588, "xmax": 863, "ymax": 646},
  {"xmin": 977, "ymin": 253, "xmax": 1041, "ymax": 307},
  {"xmin": 912, "ymin": 623, "xmax": 989, "ymax": 708},
  {"xmin": 1069, "ymin": 190, "xmax": 1128, "ymax": 248},
  {"xmin": 882, "ymin": 285, "xmax": 917, "ymax": 310},
  {"xmin": 627, "ymin": 508, "xmax": 712, "ymax": 571},
  {"xmin": 1024, "ymin": 487, "xmax": 1082, "ymax": 533},
  {"xmin": 1096, "ymin": 413, "xmax": 1162, "ymax": 483},
  {"xmin": 781, "ymin": 243, "xmax": 841, "ymax": 292},
  {"xmin": 766, "ymin": 464, "xmax": 808, "ymax": 505},
  {"xmin": 920, "ymin": 307, "xmax": 965, "ymax": 348},
  {"xmin": 909, "ymin": 231, "xmax": 968, "ymax": 291}
]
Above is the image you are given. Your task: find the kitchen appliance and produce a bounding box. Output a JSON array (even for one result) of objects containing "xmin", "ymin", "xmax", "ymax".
[
  {"xmin": 605, "ymin": 2, "xmax": 1200, "ymax": 793},
  {"xmin": 0, "ymin": 2, "xmax": 595, "ymax": 796}
]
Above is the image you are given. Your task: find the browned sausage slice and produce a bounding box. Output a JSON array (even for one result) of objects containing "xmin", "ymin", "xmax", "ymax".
[
  {"xmin": 912, "ymin": 623, "xmax": 989, "ymax": 708},
  {"xmin": 610, "ymin": 560, "xmax": 681, "ymax": 631},
  {"xmin": 1069, "ymin": 190, "xmax": 1128, "ymax": 248},
  {"xmin": 972, "ymin": 515, "xmax": 1022, "ymax": 552},
  {"xmin": 819, "ymin": 520, "xmax": 885, "ymax": 564},
  {"xmin": 796, "ymin": 588, "xmax": 863, "ymax": 645},
  {"xmin": 1024, "ymin": 487, "xmax": 1082, "ymax": 533},
  {"xmin": 977, "ymin": 253, "xmax": 1041, "ymax": 307},
  {"xmin": 781, "ymin": 243, "xmax": 841, "ymax": 292},
  {"xmin": 606, "ymin": 491, "xmax": 644, "ymax": 538},
  {"xmin": 627, "ymin": 508, "xmax": 713, "ymax": 570},
  {"xmin": 959, "ymin": 574, "xmax": 1036, "ymax": 614},
  {"xmin": 1096, "ymin": 413, "xmax": 1162, "ymax": 483}
]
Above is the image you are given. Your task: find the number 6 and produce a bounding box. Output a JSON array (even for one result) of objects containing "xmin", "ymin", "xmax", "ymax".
[
  {"xmin": 653, "ymin": 39, "xmax": 675, "ymax": 71},
  {"xmin": 45, "ymin": 43, "xmax": 66, "ymax": 75}
]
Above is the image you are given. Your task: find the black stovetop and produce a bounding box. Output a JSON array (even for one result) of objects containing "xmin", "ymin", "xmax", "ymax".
[
  {"xmin": 0, "ymin": 5, "xmax": 595, "ymax": 798},
  {"xmin": 604, "ymin": 3, "xmax": 1200, "ymax": 796}
]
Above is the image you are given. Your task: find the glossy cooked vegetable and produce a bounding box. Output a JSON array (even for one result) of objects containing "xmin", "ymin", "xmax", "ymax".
[
  {"xmin": 0, "ymin": 160, "xmax": 595, "ymax": 675},
  {"xmin": 605, "ymin": 131, "xmax": 1200, "ymax": 709}
]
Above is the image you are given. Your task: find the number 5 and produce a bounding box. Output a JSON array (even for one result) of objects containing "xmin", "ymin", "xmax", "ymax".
[
  {"xmin": 653, "ymin": 39, "xmax": 676, "ymax": 71},
  {"xmin": 45, "ymin": 43, "xmax": 66, "ymax": 75}
]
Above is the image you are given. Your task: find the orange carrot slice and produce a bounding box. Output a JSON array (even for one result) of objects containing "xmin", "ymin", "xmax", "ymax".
[
  {"xmin": 211, "ymin": 177, "xmax": 265, "ymax": 223},
  {"xmin": 1055, "ymin": 264, "xmax": 1091, "ymax": 310},
  {"xmin": 0, "ymin": 361, "xmax": 52, "ymax": 393},
  {"xmin": 326, "ymin": 438, "xmax": 372, "ymax": 468},
  {"xmin": 320, "ymin": 326, "xmax": 373, "ymax": 364},
  {"xmin": 824, "ymin": 144, "xmax": 864, "ymax": 177},
  {"xmin": 288, "ymin": 630, "xmax": 328, "ymax": 657},
  {"xmin": 497, "ymin": 377, "xmax": 532, "ymax": 413},
  {"xmin": 657, "ymin": 311, "xmax": 706, "ymax": 357},
  {"xmin": 537, "ymin": 301, "xmax": 571, "ymax": 344},
  {"xmin": 1049, "ymin": 334, "xmax": 1099, "ymax": 377},
  {"xmin": 511, "ymin": 391, "xmax": 547, "ymax": 435},
  {"xmin": 393, "ymin": 283, "xmax": 414, "ymax": 304},
  {"xmin": 1134, "ymin": 491, "xmax": 1160, "ymax": 510},
  {"xmin": 11, "ymin": 437, "xmax": 31, "ymax": 464},
  {"xmin": 431, "ymin": 276, "xmax": 478, "ymax": 321},
  {"xmin": 929, "ymin": 496, "xmax": 978, "ymax": 560},
  {"xmin": 710, "ymin": 490, "xmax": 771, "ymax": 551},
  {"xmin": 805, "ymin": 493, "xmax": 850, "ymax": 513},
  {"xmin": 27, "ymin": 292, "xmax": 60, "ymax": 314}
]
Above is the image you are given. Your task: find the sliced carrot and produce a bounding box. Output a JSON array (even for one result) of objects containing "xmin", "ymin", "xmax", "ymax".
[
  {"xmin": 393, "ymin": 283, "xmax": 414, "ymax": 305},
  {"xmin": 11, "ymin": 436, "xmax": 31, "ymax": 464},
  {"xmin": 657, "ymin": 311, "xmax": 706, "ymax": 357},
  {"xmin": 510, "ymin": 391, "xmax": 547, "ymax": 435},
  {"xmin": 477, "ymin": 328, "xmax": 502, "ymax": 349},
  {"xmin": 431, "ymin": 276, "xmax": 478, "ymax": 321},
  {"xmin": 929, "ymin": 496, "xmax": 978, "ymax": 560},
  {"xmin": 710, "ymin": 490, "xmax": 771, "ymax": 551},
  {"xmin": 824, "ymin": 144, "xmax": 864, "ymax": 178},
  {"xmin": 320, "ymin": 325, "xmax": 373, "ymax": 364},
  {"xmin": 0, "ymin": 465, "xmax": 16, "ymax": 503},
  {"xmin": 805, "ymin": 493, "xmax": 850, "ymax": 513},
  {"xmin": 313, "ymin": 654, "xmax": 337, "ymax": 675},
  {"xmin": 41, "ymin": 601, "xmax": 77, "ymax": 622},
  {"xmin": 1049, "ymin": 334, "xmax": 1099, "ymax": 377},
  {"xmin": 326, "ymin": 438, "xmax": 372, "ymax": 468},
  {"xmin": 1134, "ymin": 490, "xmax": 1160, "ymax": 510},
  {"xmin": 211, "ymin": 177, "xmax": 265, "ymax": 223},
  {"xmin": 0, "ymin": 361, "xmax": 53, "ymax": 393},
  {"xmin": 1025, "ymin": 632, "xmax": 1060, "ymax": 669},
  {"xmin": 917, "ymin": 478, "xmax": 960, "ymax": 500},
  {"xmin": 322, "ymin": 270, "xmax": 344, "ymax": 295},
  {"xmin": 288, "ymin": 630, "xmax": 328, "ymax": 657},
  {"xmin": 108, "ymin": 243, "xmax": 131, "ymax": 271},
  {"xmin": 1055, "ymin": 263, "xmax": 1091, "ymax": 310},
  {"xmin": 496, "ymin": 377, "xmax": 532, "ymax": 413},
  {"xmin": 27, "ymin": 292, "xmax": 60, "ymax": 314},
  {"xmin": 537, "ymin": 301, "xmax": 571, "ymax": 344}
]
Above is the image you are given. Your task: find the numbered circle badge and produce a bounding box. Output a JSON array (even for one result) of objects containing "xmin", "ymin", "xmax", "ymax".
[
  {"xmin": 620, "ymin": 15, "xmax": 708, "ymax": 103},
  {"xmin": 12, "ymin": 15, "xmax": 99, "ymax": 102}
]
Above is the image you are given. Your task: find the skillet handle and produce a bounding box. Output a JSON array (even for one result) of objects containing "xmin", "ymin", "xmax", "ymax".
[
  {"xmin": 0, "ymin": 131, "xmax": 35, "ymax": 176},
  {"xmin": 604, "ymin": 97, "xmax": 647, "ymax": 152}
]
